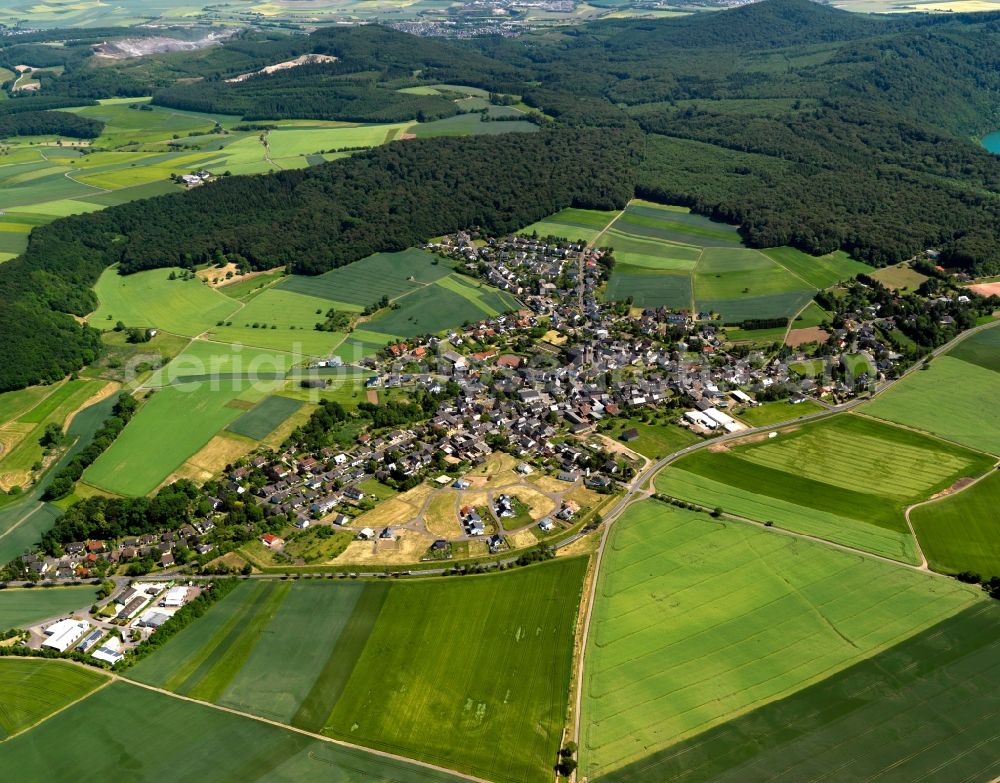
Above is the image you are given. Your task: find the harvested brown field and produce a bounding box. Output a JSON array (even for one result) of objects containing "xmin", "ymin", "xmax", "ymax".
[
  {"xmin": 785, "ymin": 327, "xmax": 830, "ymax": 347},
  {"xmin": 967, "ymin": 281, "xmax": 1000, "ymax": 297}
]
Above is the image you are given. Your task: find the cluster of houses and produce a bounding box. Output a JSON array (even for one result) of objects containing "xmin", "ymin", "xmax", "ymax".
[{"xmin": 18, "ymin": 526, "xmax": 216, "ymax": 580}]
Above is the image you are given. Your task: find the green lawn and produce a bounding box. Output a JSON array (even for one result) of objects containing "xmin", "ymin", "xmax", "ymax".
[
  {"xmin": 581, "ymin": 500, "xmax": 982, "ymax": 781},
  {"xmin": 0, "ymin": 680, "xmax": 466, "ymax": 783},
  {"xmin": 0, "ymin": 586, "xmax": 96, "ymax": 629},
  {"xmin": 0, "ymin": 658, "xmax": 107, "ymax": 739},
  {"xmin": 790, "ymin": 299, "xmax": 831, "ymax": 329},
  {"xmin": 910, "ymin": 470, "xmax": 1000, "ymax": 579},
  {"xmin": 864, "ymin": 354, "xmax": 1000, "ymax": 456},
  {"xmin": 89, "ymin": 266, "xmax": 239, "ymax": 337},
  {"xmin": 595, "ymin": 601, "xmax": 1000, "ymax": 783},
  {"xmin": 607, "ymin": 418, "xmax": 699, "ymax": 459}
]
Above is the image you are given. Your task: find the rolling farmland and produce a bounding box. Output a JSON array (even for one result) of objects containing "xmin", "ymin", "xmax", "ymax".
[
  {"xmin": 225, "ymin": 395, "xmax": 302, "ymax": 441},
  {"xmin": 581, "ymin": 501, "xmax": 984, "ymax": 782},
  {"xmin": 864, "ymin": 327, "xmax": 1000, "ymax": 456},
  {"xmin": 0, "ymin": 659, "xmax": 107, "ymax": 739},
  {"xmin": 127, "ymin": 561, "xmax": 586, "ymax": 783},
  {"xmin": 909, "ymin": 470, "xmax": 1000, "ymax": 578},
  {"xmin": 0, "ymin": 680, "xmax": 467, "ymax": 783},
  {"xmin": 521, "ymin": 207, "xmax": 620, "ymax": 243},
  {"xmin": 597, "ymin": 601, "xmax": 1000, "ymax": 783},
  {"xmin": 655, "ymin": 414, "xmax": 993, "ymax": 562},
  {"xmin": 598, "ymin": 200, "xmax": 861, "ymax": 320}
]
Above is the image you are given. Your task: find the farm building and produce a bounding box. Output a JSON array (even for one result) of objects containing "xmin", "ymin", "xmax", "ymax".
[
  {"xmin": 75, "ymin": 629, "xmax": 104, "ymax": 652},
  {"xmin": 357, "ymin": 527, "xmax": 375, "ymax": 540},
  {"xmin": 261, "ymin": 534, "xmax": 284, "ymax": 548},
  {"xmin": 731, "ymin": 389, "xmax": 757, "ymax": 406},
  {"xmin": 620, "ymin": 428, "xmax": 640, "ymax": 442},
  {"xmin": 42, "ymin": 619, "xmax": 90, "ymax": 652},
  {"xmin": 538, "ymin": 517, "xmax": 555, "ymax": 532}
]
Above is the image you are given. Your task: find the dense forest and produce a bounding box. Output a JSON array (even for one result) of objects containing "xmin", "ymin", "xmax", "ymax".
[
  {"xmin": 0, "ymin": 110, "xmax": 103, "ymax": 139},
  {"xmin": 8, "ymin": 0, "xmax": 1000, "ymax": 390},
  {"xmin": 0, "ymin": 129, "xmax": 637, "ymax": 391}
]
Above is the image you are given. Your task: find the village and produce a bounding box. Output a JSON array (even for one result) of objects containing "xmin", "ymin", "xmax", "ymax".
[{"xmin": 6, "ymin": 230, "xmax": 991, "ymax": 584}]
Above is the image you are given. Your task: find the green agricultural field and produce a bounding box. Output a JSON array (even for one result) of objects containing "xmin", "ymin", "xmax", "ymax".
[
  {"xmin": 909, "ymin": 470, "xmax": 1000, "ymax": 578},
  {"xmin": 597, "ymin": 600, "xmax": 1000, "ymax": 783},
  {"xmin": 871, "ymin": 262, "xmax": 929, "ymax": 291},
  {"xmin": 216, "ymin": 270, "xmax": 286, "ymax": 301},
  {"xmin": 581, "ymin": 501, "xmax": 983, "ymax": 781},
  {"xmin": 203, "ymin": 287, "xmax": 350, "ymax": 356},
  {"xmin": 0, "ymin": 586, "xmax": 96, "ymax": 629},
  {"xmin": 225, "ymin": 395, "xmax": 303, "ymax": 441},
  {"xmin": 948, "ymin": 322, "xmax": 1000, "ymax": 372},
  {"xmin": 521, "ymin": 206, "xmax": 621, "ymax": 243},
  {"xmin": 606, "ymin": 418, "xmax": 699, "ymax": 459},
  {"xmin": 694, "ymin": 247, "xmax": 815, "ymax": 321},
  {"xmin": 89, "ymin": 266, "xmax": 239, "ymax": 337},
  {"xmin": 83, "ymin": 382, "xmax": 263, "ymax": 495},
  {"xmin": 656, "ymin": 414, "xmax": 993, "ymax": 562},
  {"xmin": 410, "ymin": 112, "xmax": 538, "ymax": 137},
  {"xmin": 0, "ymin": 385, "xmax": 55, "ymax": 427},
  {"xmin": 790, "ymin": 299, "xmax": 831, "ymax": 329},
  {"xmin": 0, "ymin": 658, "xmax": 107, "ymax": 739},
  {"xmin": 363, "ymin": 274, "xmax": 520, "ymax": 338},
  {"xmin": 264, "ymin": 123, "xmax": 410, "ymax": 157},
  {"xmin": 278, "ymin": 248, "xmax": 451, "ymax": 306},
  {"xmin": 762, "ymin": 246, "xmax": 870, "ymax": 289},
  {"xmin": 0, "ymin": 379, "xmax": 105, "ymax": 481},
  {"xmin": 605, "ymin": 266, "xmax": 693, "ymax": 309},
  {"xmin": 614, "ymin": 201, "xmax": 741, "ymax": 246},
  {"xmin": 131, "ymin": 562, "xmax": 585, "ymax": 783},
  {"xmin": 326, "ymin": 560, "xmax": 586, "ymax": 783},
  {"xmin": 146, "ymin": 341, "xmax": 296, "ymax": 387},
  {"xmin": 0, "ymin": 680, "xmax": 466, "ymax": 783},
  {"xmin": 735, "ymin": 398, "xmax": 822, "ymax": 426},
  {"xmin": 864, "ymin": 354, "xmax": 1000, "ymax": 456}
]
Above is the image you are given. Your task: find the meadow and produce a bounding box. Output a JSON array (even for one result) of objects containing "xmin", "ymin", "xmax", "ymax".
[
  {"xmin": 203, "ymin": 287, "xmax": 349, "ymax": 356},
  {"xmin": 581, "ymin": 501, "xmax": 982, "ymax": 781},
  {"xmin": 734, "ymin": 398, "xmax": 823, "ymax": 427},
  {"xmin": 605, "ymin": 419, "xmax": 698, "ymax": 459},
  {"xmin": 597, "ymin": 601, "xmax": 1000, "ymax": 783},
  {"xmin": 0, "ymin": 680, "xmax": 466, "ymax": 783},
  {"xmin": 909, "ymin": 470, "xmax": 1000, "ymax": 578},
  {"xmin": 128, "ymin": 560, "xmax": 586, "ymax": 783},
  {"xmin": 89, "ymin": 266, "xmax": 239, "ymax": 337},
  {"xmin": 761, "ymin": 247, "xmax": 870, "ymax": 289},
  {"xmin": 655, "ymin": 414, "xmax": 993, "ymax": 562},
  {"xmin": 0, "ymin": 586, "xmax": 96, "ymax": 629},
  {"xmin": 864, "ymin": 354, "xmax": 1000, "ymax": 456},
  {"xmin": 0, "ymin": 658, "xmax": 107, "ymax": 739}
]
